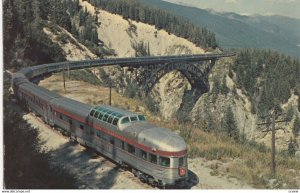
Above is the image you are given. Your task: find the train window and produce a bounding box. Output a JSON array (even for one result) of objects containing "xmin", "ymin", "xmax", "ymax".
[
  {"xmin": 108, "ymin": 116, "xmax": 113, "ymax": 124},
  {"xmin": 103, "ymin": 114, "xmax": 109, "ymax": 122},
  {"xmin": 128, "ymin": 144, "xmax": 135, "ymax": 154},
  {"xmin": 90, "ymin": 110, "xmax": 95, "ymax": 116},
  {"xmin": 59, "ymin": 114, "xmax": 63, "ymax": 119},
  {"xmin": 107, "ymin": 111, "xmax": 114, "ymax": 115},
  {"xmin": 96, "ymin": 131, "xmax": 101, "ymax": 138},
  {"xmin": 138, "ymin": 115, "xmax": 146, "ymax": 121},
  {"xmin": 111, "ymin": 112, "xmax": 118, "ymax": 117},
  {"xmin": 94, "ymin": 111, "xmax": 100, "ymax": 118},
  {"xmin": 80, "ymin": 125, "xmax": 84, "ymax": 130},
  {"xmin": 102, "ymin": 134, "xmax": 107, "ymax": 141},
  {"xmin": 105, "ymin": 111, "xmax": 113, "ymax": 117},
  {"xmin": 120, "ymin": 117, "xmax": 130, "ymax": 124},
  {"xmin": 101, "ymin": 109, "xmax": 109, "ymax": 114},
  {"xmin": 110, "ymin": 138, "xmax": 114, "ymax": 145},
  {"xmin": 69, "ymin": 119, "xmax": 72, "ymax": 125},
  {"xmin": 150, "ymin": 154, "xmax": 157, "ymax": 164},
  {"xmin": 130, "ymin": 116, "xmax": 138, "ymax": 122},
  {"xmin": 178, "ymin": 157, "xmax": 186, "ymax": 167},
  {"xmin": 112, "ymin": 118, "xmax": 119, "ymax": 126},
  {"xmin": 159, "ymin": 157, "xmax": 170, "ymax": 167},
  {"xmin": 179, "ymin": 157, "xmax": 184, "ymax": 167},
  {"xmin": 140, "ymin": 150, "xmax": 147, "ymax": 160},
  {"xmin": 98, "ymin": 112, "xmax": 104, "ymax": 119},
  {"xmin": 121, "ymin": 141, "xmax": 125, "ymax": 150}
]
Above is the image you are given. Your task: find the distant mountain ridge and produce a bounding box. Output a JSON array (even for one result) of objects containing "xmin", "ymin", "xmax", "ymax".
[{"xmin": 139, "ymin": 0, "xmax": 300, "ymax": 58}]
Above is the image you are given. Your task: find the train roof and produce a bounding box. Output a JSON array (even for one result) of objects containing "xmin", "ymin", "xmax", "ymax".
[
  {"xmin": 137, "ymin": 127, "xmax": 187, "ymax": 153},
  {"xmin": 20, "ymin": 82, "xmax": 61, "ymax": 101},
  {"xmin": 121, "ymin": 122, "xmax": 187, "ymax": 153},
  {"xmin": 51, "ymin": 97, "xmax": 92, "ymax": 120}
]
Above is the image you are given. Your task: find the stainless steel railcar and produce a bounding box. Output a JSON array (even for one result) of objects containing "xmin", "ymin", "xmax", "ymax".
[{"xmin": 12, "ymin": 66, "xmax": 188, "ymax": 187}]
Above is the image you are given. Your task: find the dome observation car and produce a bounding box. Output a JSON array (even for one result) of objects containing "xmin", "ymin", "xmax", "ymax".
[{"xmin": 89, "ymin": 105, "xmax": 147, "ymax": 129}]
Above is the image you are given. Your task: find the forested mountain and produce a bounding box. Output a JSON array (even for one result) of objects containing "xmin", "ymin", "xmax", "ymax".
[
  {"xmin": 3, "ymin": 0, "xmax": 103, "ymax": 69},
  {"xmin": 232, "ymin": 49, "xmax": 300, "ymax": 115},
  {"xmin": 88, "ymin": 0, "xmax": 217, "ymax": 50},
  {"xmin": 4, "ymin": 0, "xmax": 65, "ymax": 68},
  {"xmin": 138, "ymin": 0, "xmax": 300, "ymax": 58}
]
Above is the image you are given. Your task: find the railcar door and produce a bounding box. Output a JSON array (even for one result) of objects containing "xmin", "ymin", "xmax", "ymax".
[
  {"xmin": 85, "ymin": 115, "xmax": 95, "ymax": 146},
  {"xmin": 47, "ymin": 105, "xmax": 54, "ymax": 126}
]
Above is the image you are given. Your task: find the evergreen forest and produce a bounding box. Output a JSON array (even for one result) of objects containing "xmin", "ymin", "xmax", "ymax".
[{"xmin": 232, "ymin": 49, "xmax": 300, "ymax": 115}]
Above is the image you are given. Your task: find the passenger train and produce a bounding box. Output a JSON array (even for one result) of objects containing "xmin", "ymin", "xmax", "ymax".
[{"xmin": 11, "ymin": 58, "xmax": 190, "ymax": 188}]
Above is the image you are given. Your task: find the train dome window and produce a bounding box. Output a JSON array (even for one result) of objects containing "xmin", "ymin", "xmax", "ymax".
[
  {"xmin": 112, "ymin": 118, "xmax": 119, "ymax": 126},
  {"xmin": 98, "ymin": 112, "xmax": 104, "ymax": 119},
  {"xmin": 130, "ymin": 116, "xmax": 138, "ymax": 122},
  {"xmin": 103, "ymin": 114, "xmax": 109, "ymax": 122},
  {"xmin": 138, "ymin": 115, "xmax": 146, "ymax": 121},
  {"xmin": 108, "ymin": 115, "xmax": 113, "ymax": 124},
  {"xmin": 120, "ymin": 117, "xmax": 130, "ymax": 124},
  {"xmin": 101, "ymin": 109, "xmax": 109, "ymax": 113},
  {"xmin": 90, "ymin": 110, "xmax": 95, "ymax": 116},
  {"xmin": 94, "ymin": 111, "xmax": 100, "ymax": 118},
  {"xmin": 159, "ymin": 156, "xmax": 170, "ymax": 167},
  {"xmin": 116, "ymin": 114, "xmax": 123, "ymax": 118}
]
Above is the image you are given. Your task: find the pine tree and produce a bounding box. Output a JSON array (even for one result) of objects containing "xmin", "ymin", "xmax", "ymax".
[
  {"xmin": 285, "ymin": 105, "xmax": 294, "ymax": 123},
  {"xmin": 223, "ymin": 106, "xmax": 239, "ymax": 141},
  {"xmin": 91, "ymin": 29, "xmax": 99, "ymax": 45},
  {"xmin": 204, "ymin": 109, "xmax": 213, "ymax": 132},
  {"xmin": 287, "ymin": 137, "xmax": 297, "ymax": 157},
  {"xmin": 220, "ymin": 76, "xmax": 229, "ymax": 95},
  {"xmin": 292, "ymin": 116, "xmax": 300, "ymax": 137}
]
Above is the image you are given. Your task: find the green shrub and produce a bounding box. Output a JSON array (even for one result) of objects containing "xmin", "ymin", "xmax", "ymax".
[{"xmin": 143, "ymin": 96, "xmax": 159, "ymax": 113}]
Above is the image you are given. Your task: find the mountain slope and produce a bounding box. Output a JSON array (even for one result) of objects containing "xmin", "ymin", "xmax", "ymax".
[{"xmin": 139, "ymin": 0, "xmax": 300, "ymax": 58}]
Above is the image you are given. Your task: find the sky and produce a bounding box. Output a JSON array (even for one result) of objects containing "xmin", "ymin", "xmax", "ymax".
[{"xmin": 163, "ymin": 0, "xmax": 300, "ymax": 19}]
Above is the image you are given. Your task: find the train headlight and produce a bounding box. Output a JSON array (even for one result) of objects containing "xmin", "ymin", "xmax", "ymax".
[{"xmin": 178, "ymin": 167, "xmax": 186, "ymax": 176}]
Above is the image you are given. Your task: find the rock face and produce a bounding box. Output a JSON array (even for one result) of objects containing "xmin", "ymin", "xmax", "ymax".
[
  {"xmin": 190, "ymin": 58, "xmax": 300, "ymax": 148},
  {"xmin": 190, "ymin": 59, "xmax": 258, "ymax": 138},
  {"xmin": 152, "ymin": 71, "xmax": 191, "ymax": 119}
]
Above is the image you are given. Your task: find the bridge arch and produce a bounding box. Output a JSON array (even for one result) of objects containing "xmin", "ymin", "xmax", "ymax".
[{"xmin": 135, "ymin": 60, "xmax": 215, "ymax": 95}]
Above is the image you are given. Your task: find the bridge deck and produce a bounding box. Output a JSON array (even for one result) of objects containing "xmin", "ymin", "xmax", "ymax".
[
  {"xmin": 60, "ymin": 52, "xmax": 235, "ymax": 68},
  {"xmin": 15, "ymin": 52, "xmax": 236, "ymax": 80}
]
